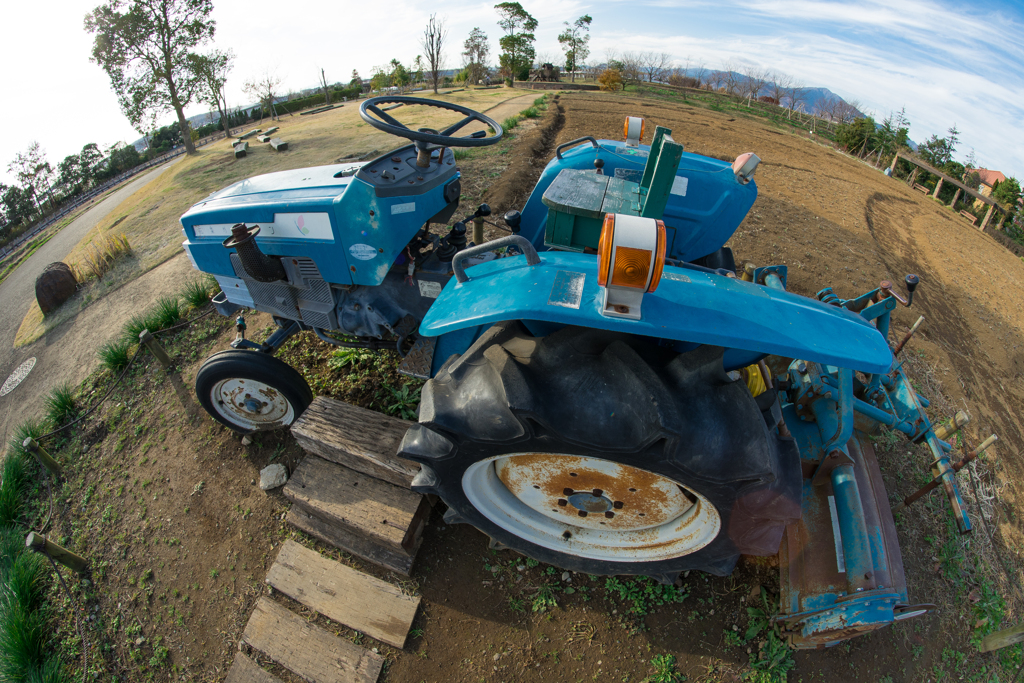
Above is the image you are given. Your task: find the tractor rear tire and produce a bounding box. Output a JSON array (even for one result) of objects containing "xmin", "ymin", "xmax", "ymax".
[
  {"xmin": 195, "ymin": 350, "xmax": 312, "ymax": 434},
  {"xmin": 399, "ymin": 322, "xmax": 802, "ymax": 583}
]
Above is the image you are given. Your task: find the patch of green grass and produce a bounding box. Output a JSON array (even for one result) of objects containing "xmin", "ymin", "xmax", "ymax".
[
  {"xmin": 502, "ymin": 115, "xmax": 520, "ymax": 131},
  {"xmin": 180, "ymin": 278, "xmax": 213, "ymax": 310},
  {"xmin": 643, "ymin": 653, "xmax": 685, "ymax": 683},
  {"xmin": 152, "ymin": 296, "xmax": 183, "ymax": 330},
  {"xmin": 533, "ymin": 96, "xmax": 547, "ymax": 107},
  {"xmin": 531, "ymin": 584, "xmax": 559, "ymax": 613},
  {"xmin": 329, "ymin": 347, "xmax": 374, "ymax": 370},
  {"xmin": 43, "ymin": 382, "xmax": 77, "ymax": 427},
  {"xmin": 520, "ymin": 106, "xmax": 540, "ymax": 119},
  {"xmin": 453, "ymin": 149, "xmax": 473, "ymax": 160},
  {"xmin": 0, "ymin": 421, "xmax": 45, "ymax": 525},
  {"xmin": 98, "ymin": 338, "xmax": 134, "ymax": 373},
  {"xmin": 604, "ymin": 576, "xmax": 688, "ymax": 616}
]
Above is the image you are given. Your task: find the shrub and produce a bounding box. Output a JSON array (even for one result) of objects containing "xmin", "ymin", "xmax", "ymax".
[
  {"xmin": 181, "ymin": 278, "xmax": 212, "ymax": 310},
  {"xmin": 502, "ymin": 116, "xmax": 520, "ymax": 131},
  {"xmin": 598, "ymin": 69, "xmax": 623, "ymax": 92},
  {"xmin": 98, "ymin": 338, "xmax": 133, "ymax": 373},
  {"xmin": 152, "ymin": 296, "xmax": 183, "ymax": 330},
  {"xmin": 67, "ymin": 232, "xmax": 131, "ymax": 282},
  {"xmin": 520, "ymin": 107, "xmax": 540, "ymax": 119},
  {"xmin": 43, "ymin": 383, "xmax": 76, "ymax": 427}
]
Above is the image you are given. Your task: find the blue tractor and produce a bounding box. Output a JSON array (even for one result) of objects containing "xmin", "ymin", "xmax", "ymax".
[{"xmin": 180, "ymin": 96, "xmax": 973, "ymax": 648}]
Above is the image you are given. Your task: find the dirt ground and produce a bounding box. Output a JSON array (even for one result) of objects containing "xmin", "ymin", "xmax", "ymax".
[{"xmin": 23, "ymin": 89, "xmax": 1024, "ymax": 683}]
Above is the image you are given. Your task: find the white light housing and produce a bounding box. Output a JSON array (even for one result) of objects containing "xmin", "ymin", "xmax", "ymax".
[
  {"xmin": 732, "ymin": 152, "xmax": 761, "ymax": 184},
  {"xmin": 623, "ymin": 117, "xmax": 645, "ymax": 147}
]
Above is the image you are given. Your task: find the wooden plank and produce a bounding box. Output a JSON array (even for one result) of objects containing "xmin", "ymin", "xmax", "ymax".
[
  {"xmin": 271, "ymin": 138, "xmax": 288, "ymax": 151},
  {"xmin": 286, "ymin": 507, "xmax": 418, "ymax": 576},
  {"xmin": 290, "ymin": 397, "xmax": 420, "ymax": 488},
  {"xmin": 283, "ymin": 456, "xmax": 429, "ymax": 554},
  {"xmin": 243, "ymin": 597, "xmax": 383, "ymax": 683},
  {"xmin": 980, "ymin": 622, "xmax": 1024, "ymax": 652},
  {"xmin": 541, "ymin": 169, "xmax": 609, "ymax": 219},
  {"xmin": 601, "ymin": 176, "xmax": 641, "ymax": 215},
  {"xmin": 265, "ymin": 126, "xmax": 279, "ymax": 135},
  {"xmin": 225, "ymin": 652, "xmax": 283, "ymax": 683},
  {"xmin": 267, "ymin": 540, "xmax": 420, "ymax": 648},
  {"xmin": 257, "ymin": 135, "xmax": 271, "ymax": 143}
]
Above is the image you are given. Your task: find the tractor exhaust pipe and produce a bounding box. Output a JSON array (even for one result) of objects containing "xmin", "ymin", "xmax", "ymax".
[{"xmin": 223, "ymin": 224, "xmax": 286, "ymax": 283}]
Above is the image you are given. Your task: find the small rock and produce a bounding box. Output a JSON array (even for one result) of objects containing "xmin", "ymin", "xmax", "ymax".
[
  {"xmin": 241, "ymin": 435, "xmax": 252, "ymax": 446},
  {"xmin": 493, "ymin": 654, "xmax": 500, "ymax": 661},
  {"xmin": 561, "ymin": 571, "xmax": 570, "ymax": 582},
  {"xmin": 260, "ymin": 464, "xmax": 288, "ymax": 490},
  {"xmin": 251, "ymin": 479, "xmax": 256, "ymax": 486},
  {"xmin": 135, "ymin": 637, "xmax": 145, "ymax": 646}
]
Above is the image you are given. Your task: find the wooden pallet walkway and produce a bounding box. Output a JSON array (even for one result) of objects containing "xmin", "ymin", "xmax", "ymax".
[
  {"xmin": 291, "ymin": 398, "xmax": 420, "ymax": 488},
  {"xmin": 242, "ymin": 597, "xmax": 384, "ymax": 683},
  {"xmin": 224, "ymin": 652, "xmax": 283, "ymax": 683},
  {"xmin": 267, "ymin": 540, "xmax": 420, "ymax": 648}
]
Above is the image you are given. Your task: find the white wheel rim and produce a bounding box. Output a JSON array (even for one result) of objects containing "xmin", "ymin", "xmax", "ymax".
[
  {"xmin": 209, "ymin": 378, "xmax": 295, "ymax": 431},
  {"xmin": 462, "ymin": 453, "xmax": 721, "ymax": 562}
]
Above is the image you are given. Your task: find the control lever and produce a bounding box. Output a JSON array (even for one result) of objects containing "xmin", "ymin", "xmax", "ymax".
[
  {"xmin": 471, "ymin": 204, "xmax": 491, "ymax": 245},
  {"xmin": 503, "ymin": 210, "xmax": 522, "ymax": 234},
  {"xmin": 878, "ymin": 274, "xmax": 919, "ymax": 307}
]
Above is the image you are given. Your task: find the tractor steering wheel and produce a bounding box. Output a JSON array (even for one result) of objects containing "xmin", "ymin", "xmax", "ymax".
[{"xmin": 359, "ymin": 96, "xmax": 503, "ymax": 149}]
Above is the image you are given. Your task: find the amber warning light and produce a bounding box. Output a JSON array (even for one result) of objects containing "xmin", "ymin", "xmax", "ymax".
[{"xmin": 597, "ymin": 213, "xmax": 666, "ymax": 319}]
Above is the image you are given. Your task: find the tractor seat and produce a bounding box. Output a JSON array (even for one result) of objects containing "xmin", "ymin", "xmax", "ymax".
[{"xmin": 541, "ymin": 126, "xmax": 683, "ymax": 251}]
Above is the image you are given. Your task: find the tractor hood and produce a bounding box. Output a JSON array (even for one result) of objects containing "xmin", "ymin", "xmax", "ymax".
[{"xmin": 185, "ymin": 163, "xmax": 363, "ymax": 217}]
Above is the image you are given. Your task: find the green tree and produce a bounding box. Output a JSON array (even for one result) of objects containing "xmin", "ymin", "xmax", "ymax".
[
  {"xmin": 0, "ymin": 184, "xmax": 36, "ymax": 228},
  {"xmin": 462, "ymin": 27, "xmax": 490, "ymax": 85},
  {"xmin": 836, "ymin": 116, "xmax": 876, "ymax": 156},
  {"xmin": 992, "ymin": 177, "xmax": 1021, "ymax": 208},
  {"xmin": 56, "ymin": 154, "xmax": 84, "ymax": 195},
  {"xmin": 7, "ymin": 142, "xmax": 54, "ymax": 210},
  {"xmin": 557, "ymin": 15, "xmax": 591, "ymax": 82},
  {"xmin": 389, "ymin": 59, "xmax": 410, "ymax": 89},
  {"xmin": 495, "ymin": 2, "xmax": 537, "ymax": 81},
  {"xmin": 85, "ymin": 0, "xmax": 215, "ymax": 155},
  {"xmin": 80, "ymin": 143, "xmax": 104, "ymax": 183},
  {"xmin": 191, "ymin": 49, "xmax": 234, "ymax": 134}
]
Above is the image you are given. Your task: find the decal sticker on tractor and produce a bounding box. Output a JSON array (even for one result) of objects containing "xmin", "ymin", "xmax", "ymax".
[
  {"xmin": 348, "ymin": 244, "xmax": 378, "ymax": 261},
  {"xmin": 417, "ymin": 280, "xmax": 443, "ymax": 298},
  {"xmin": 548, "ymin": 270, "xmax": 586, "ymax": 309},
  {"xmin": 391, "ymin": 202, "xmax": 416, "ymax": 215}
]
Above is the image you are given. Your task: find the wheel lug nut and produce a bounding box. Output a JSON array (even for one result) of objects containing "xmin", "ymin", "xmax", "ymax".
[
  {"xmin": 577, "ymin": 510, "xmax": 587, "ymax": 517},
  {"xmin": 613, "ymin": 501, "xmax": 624, "ymax": 509},
  {"xmin": 605, "ymin": 511, "xmax": 614, "ymax": 519},
  {"xmin": 563, "ymin": 488, "xmax": 574, "ymax": 496},
  {"xmin": 592, "ymin": 488, "xmax": 603, "ymax": 496},
  {"xmin": 557, "ymin": 499, "xmax": 568, "ymax": 506}
]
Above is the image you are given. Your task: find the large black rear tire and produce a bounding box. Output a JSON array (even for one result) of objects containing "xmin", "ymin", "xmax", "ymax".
[{"xmin": 399, "ymin": 322, "xmax": 802, "ymax": 583}]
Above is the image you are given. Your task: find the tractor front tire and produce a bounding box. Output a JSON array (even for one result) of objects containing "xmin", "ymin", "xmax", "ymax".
[
  {"xmin": 195, "ymin": 350, "xmax": 313, "ymax": 434},
  {"xmin": 399, "ymin": 323, "xmax": 802, "ymax": 583}
]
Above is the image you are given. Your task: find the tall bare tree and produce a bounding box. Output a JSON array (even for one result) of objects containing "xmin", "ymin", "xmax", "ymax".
[
  {"xmin": 618, "ymin": 51, "xmax": 644, "ymax": 84},
  {"xmin": 85, "ymin": 0, "xmax": 215, "ymax": 155},
  {"xmin": 7, "ymin": 142, "xmax": 53, "ymax": 210},
  {"xmin": 784, "ymin": 82, "xmax": 806, "ymax": 119},
  {"xmin": 692, "ymin": 60, "xmax": 707, "ymax": 88},
  {"xmin": 743, "ymin": 66, "xmax": 768, "ymax": 105},
  {"xmin": 320, "ymin": 67, "xmax": 331, "ymax": 105},
  {"xmin": 766, "ymin": 71, "xmax": 790, "ymax": 105},
  {"xmin": 640, "ymin": 51, "xmax": 671, "ymax": 82},
  {"xmin": 243, "ymin": 70, "xmax": 283, "ymax": 122},
  {"xmin": 421, "ymin": 13, "xmax": 448, "ymax": 94}
]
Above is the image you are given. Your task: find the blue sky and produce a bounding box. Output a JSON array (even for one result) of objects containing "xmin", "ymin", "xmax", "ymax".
[{"xmin": 1, "ymin": 0, "xmax": 1021, "ymax": 184}]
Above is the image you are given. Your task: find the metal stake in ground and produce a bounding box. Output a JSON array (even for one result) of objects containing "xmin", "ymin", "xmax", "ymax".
[
  {"xmin": 25, "ymin": 532, "xmax": 89, "ymax": 574},
  {"xmin": 22, "ymin": 438, "xmax": 63, "ymax": 478},
  {"xmin": 139, "ymin": 329, "xmax": 174, "ymax": 369}
]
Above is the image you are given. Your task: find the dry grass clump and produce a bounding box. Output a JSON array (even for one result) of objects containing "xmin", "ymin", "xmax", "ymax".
[{"xmin": 68, "ymin": 233, "xmax": 132, "ymax": 282}]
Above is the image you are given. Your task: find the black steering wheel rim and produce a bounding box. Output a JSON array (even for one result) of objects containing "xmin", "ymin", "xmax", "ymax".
[{"xmin": 359, "ymin": 96, "xmax": 503, "ymax": 148}]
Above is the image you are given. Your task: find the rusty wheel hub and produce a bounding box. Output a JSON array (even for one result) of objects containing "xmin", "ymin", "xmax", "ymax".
[
  {"xmin": 462, "ymin": 453, "xmax": 721, "ymax": 561},
  {"xmin": 210, "ymin": 378, "xmax": 294, "ymax": 431}
]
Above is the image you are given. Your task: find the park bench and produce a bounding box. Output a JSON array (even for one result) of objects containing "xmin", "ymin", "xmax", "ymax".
[
  {"xmin": 913, "ymin": 183, "xmax": 929, "ymax": 193},
  {"xmin": 541, "ymin": 126, "xmax": 683, "ymax": 251},
  {"xmin": 959, "ymin": 209, "xmax": 978, "ymax": 225},
  {"xmin": 232, "ymin": 141, "xmax": 248, "ymax": 158},
  {"xmin": 270, "ymin": 138, "xmax": 288, "ymax": 151}
]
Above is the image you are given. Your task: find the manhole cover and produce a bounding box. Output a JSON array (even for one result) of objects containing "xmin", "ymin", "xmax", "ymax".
[{"xmin": 1, "ymin": 358, "xmax": 36, "ymax": 397}]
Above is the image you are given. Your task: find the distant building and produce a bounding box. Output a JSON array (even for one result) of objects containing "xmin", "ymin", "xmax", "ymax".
[{"xmin": 969, "ymin": 168, "xmax": 1006, "ymax": 209}]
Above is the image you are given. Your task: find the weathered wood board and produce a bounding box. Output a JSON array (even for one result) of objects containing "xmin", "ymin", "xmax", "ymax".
[
  {"xmin": 257, "ymin": 135, "xmax": 271, "ymax": 143},
  {"xmin": 243, "ymin": 597, "xmax": 383, "ymax": 683},
  {"xmin": 264, "ymin": 126, "xmax": 279, "ymax": 135},
  {"xmin": 283, "ymin": 456, "xmax": 429, "ymax": 554},
  {"xmin": 267, "ymin": 540, "xmax": 420, "ymax": 648},
  {"xmin": 286, "ymin": 507, "xmax": 418, "ymax": 576},
  {"xmin": 271, "ymin": 138, "xmax": 288, "ymax": 151},
  {"xmin": 225, "ymin": 652, "xmax": 283, "ymax": 683},
  {"xmin": 291, "ymin": 397, "xmax": 420, "ymax": 488}
]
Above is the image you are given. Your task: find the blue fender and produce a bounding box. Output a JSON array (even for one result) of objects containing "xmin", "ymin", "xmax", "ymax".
[{"xmin": 420, "ymin": 252, "xmax": 893, "ymax": 374}]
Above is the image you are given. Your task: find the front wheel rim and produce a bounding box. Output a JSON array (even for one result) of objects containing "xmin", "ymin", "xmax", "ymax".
[
  {"xmin": 209, "ymin": 378, "xmax": 295, "ymax": 431},
  {"xmin": 462, "ymin": 453, "xmax": 721, "ymax": 563}
]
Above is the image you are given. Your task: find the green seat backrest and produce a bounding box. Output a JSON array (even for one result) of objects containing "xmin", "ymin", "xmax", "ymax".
[{"xmin": 638, "ymin": 126, "xmax": 684, "ymax": 219}]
